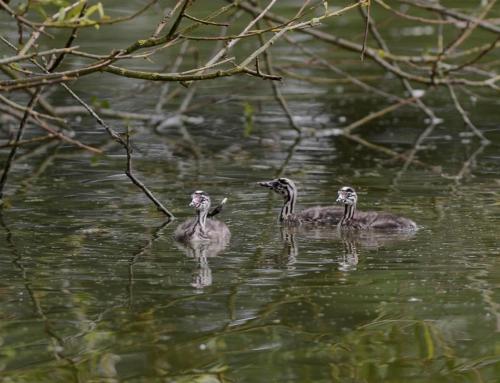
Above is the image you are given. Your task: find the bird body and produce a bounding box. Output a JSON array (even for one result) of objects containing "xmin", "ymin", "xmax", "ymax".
[
  {"xmin": 174, "ymin": 218, "xmax": 230, "ymax": 243},
  {"xmin": 258, "ymin": 178, "xmax": 343, "ymax": 225},
  {"xmin": 174, "ymin": 191, "xmax": 230, "ymax": 244},
  {"xmin": 339, "ymin": 209, "xmax": 417, "ymax": 230},
  {"xmin": 289, "ymin": 206, "xmax": 344, "ymax": 225},
  {"xmin": 336, "ymin": 186, "xmax": 417, "ymax": 231}
]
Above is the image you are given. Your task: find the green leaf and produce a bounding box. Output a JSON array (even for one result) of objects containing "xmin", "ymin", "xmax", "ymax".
[
  {"xmin": 66, "ymin": 1, "xmax": 86, "ymax": 20},
  {"xmin": 90, "ymin": 96, "xmax": 110, "ymax": 109},
  {"xmin": 85, "ymin": 2, "xmax": 105, "ymax": 19},
  {"xmin": 243, "ymin": 102, "xmax": 254, "ymax": 137},
  {"xmin": 90, "ymin": 155, "xmax": 100, "ymax": 166},
  {"xmin": 423, "ymin": 323, "xmax": 435, "ymax": 360},
  {"xmin": 57, "ymin": 6, "xmax": 66, "ymax": 22},
  {"xmin": 34, "ymin": 5, "xmax": 48, "ymax": 19}
]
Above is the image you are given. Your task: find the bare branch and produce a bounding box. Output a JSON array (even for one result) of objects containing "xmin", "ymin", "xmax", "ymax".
[
  {"xmin": 125, "ymin": 129, "xmax": 175, "ymax": 220},
  {"xmin": 447, "ymin": 84, "xmax": 490, "ymax": 144},
  {"xmin": 398, "ymin": 0, "xmax": 500, "ymax": 34},
  {"xmin": 184, "ymin": 13, "xmax": 229, "ymax": 26},
  {"xmin": 315, "ymin": 97, "xmax": 420, "ymax": 138},
  {"xmin": 0, "ymin": 46, "xmax": 79, "ymax": 65},
  {"xmin": 360, "ymin": 0, "xmax": 371, "ymax": 60}
]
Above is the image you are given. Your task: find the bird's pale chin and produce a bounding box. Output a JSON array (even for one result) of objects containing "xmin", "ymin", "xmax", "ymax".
[
  {"xmin": 337, "ymin": 195, "xmax": 355, "ymax": 205},
  {"xmin": 189, "ymin": 197, "xmax": 202, "ymax": 208}
]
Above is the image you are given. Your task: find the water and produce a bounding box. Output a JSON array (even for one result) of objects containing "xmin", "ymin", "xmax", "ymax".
[{"xmin": 1, "ymin": 1, "xmax": 500, "ymax": 382}]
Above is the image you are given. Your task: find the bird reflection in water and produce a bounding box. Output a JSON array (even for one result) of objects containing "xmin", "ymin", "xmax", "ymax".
[
  {"xmin": 279, "ymin": 226, "xmax": 416, "ymax": 271},
  {"xmin": 174, "ymin": 191, "xmax": 230, "ymax": 288},
  {"xmin": 279, "ymin": 226, "xmax": 298, "ymax": 267},
  {"xmin": 176, "ymin": 240, "xmax": 229, "ymax": 288}
]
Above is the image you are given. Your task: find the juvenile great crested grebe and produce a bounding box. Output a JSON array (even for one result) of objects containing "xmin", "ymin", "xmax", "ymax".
[
  {"xmin": 258, "ymin": 178, "xmax": 343, "ymax": 225},
  {"xmin": 174, "ymin": 191, "xmax": 230, "ymax": 243},
  {"xmin": 336, "ymin": 186, "xmax": 417, "ymax": 231}
]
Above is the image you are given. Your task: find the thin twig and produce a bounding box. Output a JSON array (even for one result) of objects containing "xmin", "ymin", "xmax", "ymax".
[
  {"xmin": 445, "ymin": 36, "xmax": 500, "ymax": 74},
  {"xmin": 398, "ymin": 0, "xmax": 500, "ymax": 34},
  {"xmin": 392, "ymin": 122, "xmax": 438, "ymax": 186},
  {"xmin": 0, "ymin": 94, "xmax": 66, "ymax": 123},
  {"xmin": 361, "ymin": 0, "xmax": 371, "ymax": 60},
  {"xmin": 31, "ymin": 114, "xmax": 101, "ymax": 153},
  {"xmin": 258, "ymin": 28, "xmax": 301, "ymax": 134},
  {"xmin": 360, "ymin": 1, "xmax": 439, "ymax": 123},
  {"xmin": 184, "ymin": 13, "xmax": 229, "ymax": 26},
  {"xmin": 232, "ymin": 1, "xmax": 499, "ymax": 89},
  {"xmin": 315, "ymin": 96, "xmax": 419, "ymax": 137},
  {"xmin": 153, "ymin": 1, "xmax": 185, "ymax": 38},
  {"xmin": 282, "ymin": 34, "xmax": 405, "ymax": 102},
  {"xmin": 0, "ymin": 91, "xmax": 42, "ymax": 200},
  {"xmin": 0, "ymin": 46, "xmax": 79, "ymax": 65},
  {"xmin": 342, "ymin": 132, "xmax": 436, "ymax": 171},
  {"xmin": 0, "ymin": 4, "xmax": 101, "ymax": 201},
  {"xmin": 125, "ymin": 128, "xmax": 175, "ymax": 219},
  {"xmin": 374, "ymin": 0, "xmax": 455, "ymax": 25},
  {"xmin": 0, "ymin": 134, "xmax": 56, "ymax": 149},
  {"xmin": 442, "ymin": 143, "xmax": 488, "ymax": 185},
  {"xmin": 191, "ymin": 0, "xmax": 280, "ymax": 80},
  {"xmin": 0, "ymin": 0, "xmax": 52, "ymax": 36},
  {"xmin": 31, "ymin": 0, "xmax": 158, "ymax": 29},
  {"xmin": 128, "ymin": 219, "xmax": 172, "ymax": 307},
  {"xmin": 166, "ymin": 0, "xmax": 191, "ymax": 40},
  {"xmin": 155, "ymin": 40, "xmax": 190, "ymax": 113},
  {"xmin": 447, "ymin": 84, "xmax": 490, "ymax": 144}
]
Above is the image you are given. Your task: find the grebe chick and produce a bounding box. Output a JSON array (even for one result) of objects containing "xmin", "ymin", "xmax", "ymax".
[
  {"xmin": 336, "ymin": 186, "xmax": 417, "ymax": 231},
  {"xmin": 174, "ymin": 191, "xmax": 230, "ymax": 243},
  {"xmin": 258, "ymin": 178, "xmax": 343, "ymax": 225}
]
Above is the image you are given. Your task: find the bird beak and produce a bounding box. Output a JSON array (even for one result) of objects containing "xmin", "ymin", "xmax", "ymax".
[
  {"xmin": 336, "ymin": 192, "xmax": 345, "ymax": 204},
  {"xmin": 190, "ymin": 194, "xmax": 201, "ymax": 208},
  {"xmin": 258, "ymin": 180, "xmax": 275, "ymax": 188}
]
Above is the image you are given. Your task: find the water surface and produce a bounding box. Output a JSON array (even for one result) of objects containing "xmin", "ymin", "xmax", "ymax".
[{"xmin": 1, "ymin": 1, "xmax": 499, "ymax": 382}]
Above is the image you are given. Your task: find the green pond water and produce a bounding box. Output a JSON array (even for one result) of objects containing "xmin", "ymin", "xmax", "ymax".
[{"xmin": 1, "ymin": 1, "xmax": 500, "ymax": 382}]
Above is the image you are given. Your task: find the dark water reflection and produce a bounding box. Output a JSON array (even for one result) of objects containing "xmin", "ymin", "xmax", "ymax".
[
  {"xmin": 1, "ymin": 1, "xmax": 500, "ymax": 382},
  {"xmin": 175, "ymin": 236, "xmax": 230, "ymax": 289},
  {"xmin": 4, "ymin": 160, "xmax": 499, "ymax": 382}
]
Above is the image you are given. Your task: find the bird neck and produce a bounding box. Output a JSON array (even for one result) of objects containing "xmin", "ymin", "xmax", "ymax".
[
  {"xmin": 195, "ymin": 208, "xmax": 209, "ymax": 230},
  {"xmin": 279, "ymin": 187, "xmax": 297, "ymax": 222},
  {"xmin": 340, "ymin": 203, "xmax": 356, "ymax": 226}
]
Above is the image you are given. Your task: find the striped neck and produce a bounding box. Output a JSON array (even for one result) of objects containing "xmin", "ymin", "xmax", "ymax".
[
  {"xmin": 279, "ymin": 184, "xmax": 297, "ymax": 222},
  {"xmin": 195, "ymin": 208, "xmax": 209, "ymax": 231},
  {"xmin": 340, "ymin": 203, "xmax": 356, "ymax": 226}
]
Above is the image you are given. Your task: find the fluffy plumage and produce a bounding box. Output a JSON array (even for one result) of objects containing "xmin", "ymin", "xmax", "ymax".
[
  {"xmin": 174, "ymin": 191, "xmax": 231, "ymax": 244},
  {"xmin": 258, "ymin": 178, "xmax": 344, "ymax": 225},
  {"xmin": 336, "ymin": 186, "xmax": 417, "ymax": 231}
]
